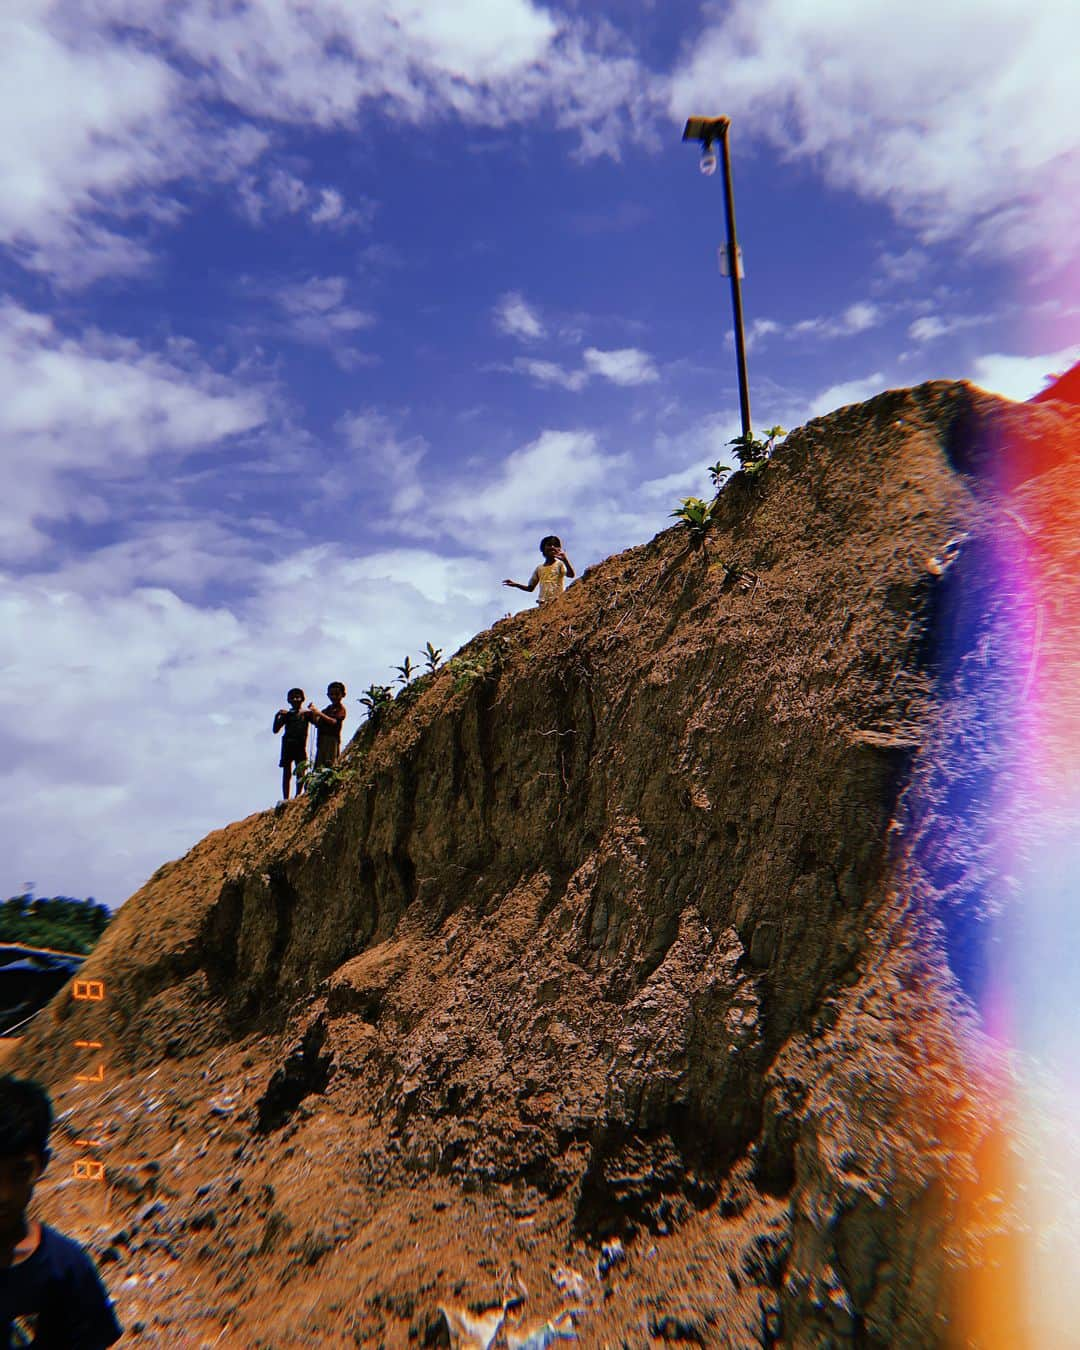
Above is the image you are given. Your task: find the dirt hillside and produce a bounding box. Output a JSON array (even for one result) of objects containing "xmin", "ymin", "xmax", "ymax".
[{"xmin": 15, "ymin": 381, "xmax": 1080, "ymax": 1348}]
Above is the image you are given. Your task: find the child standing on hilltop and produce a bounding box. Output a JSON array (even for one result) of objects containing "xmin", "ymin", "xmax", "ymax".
[
  {"xmin": 0, "ymin": 1075, "xmax": 123, "ymax": 1348},
  {"xmin": 273, "ymin": 688, "xmax": 313, "ymax": 800},
  {"xmin": 308, "ymin": 682, "xmax": 348, "ymax": 768},
  {"xmin": 503, "ymin": 535, "xmax": 576, "ymax": 606}
]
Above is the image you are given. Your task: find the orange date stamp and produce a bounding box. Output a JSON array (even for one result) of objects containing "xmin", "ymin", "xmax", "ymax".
[{"xmin": 71, "ymin": 980, "xmax": 109, "ymax": 1196}]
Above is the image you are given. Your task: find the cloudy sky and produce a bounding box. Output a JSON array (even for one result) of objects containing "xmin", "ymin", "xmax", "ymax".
[{"xmin": 2, "ymin": 0, "xmax": 1078, "ymax": 906}]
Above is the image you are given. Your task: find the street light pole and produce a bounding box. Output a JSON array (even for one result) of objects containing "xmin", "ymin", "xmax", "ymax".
[{"xmin": 683, "ymin": 116, "xmax": 752, "ymax": 441}]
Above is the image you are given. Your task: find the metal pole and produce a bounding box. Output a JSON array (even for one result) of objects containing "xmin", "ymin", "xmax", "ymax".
[{"xmin": 719, "ymin": 124, "xmax": 752, "ymax": 440}]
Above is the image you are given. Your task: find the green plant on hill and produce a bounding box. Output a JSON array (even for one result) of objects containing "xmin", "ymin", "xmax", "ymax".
[
  {"xmin": 359, "ymin": 684, "xmax": 393, "ymax": 721},
  {"xmin": 303, "ymin": 761, "xmax": 357, "ymax": 809},
  {"xmin": 708, "ymin": 460, "xmax": 733, "ymax": 490},
  {"xmin": 422, "ymin": 642, "xmax": 443, "ymax": 674},
  {"xmin": 727, "ymin": 425, "xmax": 785, "ymax": 479},
  {"xmin": 708, "ymin": 557, "xmax": 758, "ymax": 593},
  {"xmin": 670, "ymin": 496, "xmax": 717, "ymax": 547},
  {"xmin": 393, "ymin": 670, "xmax": 433, "ymax": 709},
  {"xmin": 447, "ymin": 646, "xmax": 497, "ymax": 694},
  {"xmin": 394, "ymin": 655, "xmax": 416, "ymax": 688}
]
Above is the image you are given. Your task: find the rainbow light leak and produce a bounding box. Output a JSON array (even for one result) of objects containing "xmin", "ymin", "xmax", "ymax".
[{"xmin": 941, "ymin": 374, "xmax": 1080, "ymax": 1347}]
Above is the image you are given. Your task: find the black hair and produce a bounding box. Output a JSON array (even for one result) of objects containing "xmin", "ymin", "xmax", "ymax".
[
  {"xmin": 287, "ymin": 688, "xmax": 304, "ymax": 701},
  {"xmin": 0, "ymin": 1075, "xmax": 53, "ymax": 1162},
  {"xmin": 327, "ymin": 681, "xmax": 346, "ymax": 695},
  {"xmin": 539, "ymin": 536, "xmax": 561, "ymax": 551}
]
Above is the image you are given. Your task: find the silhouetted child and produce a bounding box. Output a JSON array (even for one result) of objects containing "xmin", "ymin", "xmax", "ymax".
[
  {"xmin": 273, "ymin": 688, "xmax": 312, "ymax": 799},
  {"xmin": 503, "ymin": 535, "xmax": 576, "ymax": 605},
  {"xmin": 308, "ymin": 682, "xmax": 348, "ymax": 768},
  {"xmin": 0, "ymin": 1074, "xmax": 122, "ymax": 1348}
]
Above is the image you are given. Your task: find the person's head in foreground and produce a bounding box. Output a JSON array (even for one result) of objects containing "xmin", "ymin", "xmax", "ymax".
[
  {"xmin": 0, "ymin": 1074, "xmax": 122, "ymax": 1348},
  {"xmin": 0, "ymin": 1075, "xmax": 51, "ymax": 1242}
]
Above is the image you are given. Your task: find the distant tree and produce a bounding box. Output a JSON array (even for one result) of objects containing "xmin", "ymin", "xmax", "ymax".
[{"xmin": 0, "ymin": 893, "xmax": 113, "ymax": 955}]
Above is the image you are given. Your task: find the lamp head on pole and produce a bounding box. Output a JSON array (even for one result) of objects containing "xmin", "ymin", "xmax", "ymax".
[
  {"xmin": 683, "ymin": 116, "xmax": 729, "ymax": 175},
  {"xmin": 682, "ymin": 116, "xmax": 730, "ymax": 144}
]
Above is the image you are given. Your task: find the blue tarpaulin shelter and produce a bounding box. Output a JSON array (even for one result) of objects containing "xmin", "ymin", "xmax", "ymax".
[{"xmin": 0, "ymin": 944, "xmax": 85, "ymax": 1035}]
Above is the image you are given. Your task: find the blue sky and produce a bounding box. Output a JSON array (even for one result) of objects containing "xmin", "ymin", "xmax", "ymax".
[{"xmin": 2, "ymin": 0, "xmax": 1078, "ymax": 905}]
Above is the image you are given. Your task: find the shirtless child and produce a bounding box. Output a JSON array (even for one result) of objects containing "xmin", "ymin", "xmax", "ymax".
[
  {"xmin": 308, "ymin": 682, "xmax": 348, "ymax": 768},
  {"xmin": 503, "ymin": 535, "xmax": 576, "ymax": 606},
  {"xmin": 273, "ymin": 688, "xmax": 313, "ymax": 799}
]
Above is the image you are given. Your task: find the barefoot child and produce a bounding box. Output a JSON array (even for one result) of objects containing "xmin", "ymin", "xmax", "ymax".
[
  {"xmin": 0, "ymin": 1075, "xmax": 122, "ymax": 1348},
  {"xmin": 273, "ymin": 688, "xmax": 312, "ymax": 799},
  {"xmin": 503, "ymin": 535, "xmax": 576, "ymax": 606},
  {"xmin": 308, "ymin": 682, "xmax": 348, "ymax": 768}
]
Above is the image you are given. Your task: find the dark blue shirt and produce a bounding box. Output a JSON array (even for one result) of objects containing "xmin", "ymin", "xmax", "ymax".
[{"xmin": 1, "ymin": 1224, "xmax": 121, "ymax": 1348}]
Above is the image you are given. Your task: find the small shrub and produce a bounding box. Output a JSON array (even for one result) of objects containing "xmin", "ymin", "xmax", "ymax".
[
  {"xmin": 670, "ymin": 496, "xmax": 716, "ymax": 547},
  {"xmin": 394, "ymin": 656, "xmax": 416, "ymax": 688},
  {"xmin": 447, "ymin": 647, "xmax": 497, "ymax": 694},
  {"xmin": 710, "ymin": 558, "xmax": 759, "ymax": 592},
  {"xmin": 708, "ymin": 460, "xmax": 733, "ymax": 490},
  {"xmin": 359, "ymin": 684, "xmax": 393, "ymax": 721},
  {"xmin": 422, "ymin": 642, "xmax": 443, "ymax": 674},
  {"xmin": 727, "ymin": 425, "xmax": 785, "ymax": 479},
  {"xmin": 303, "ymin": 762, "xmax": 356, "ymax": 809},
  {"xmin": 393, "ymin": 671, "xmax": 432, "ymax": 708}
]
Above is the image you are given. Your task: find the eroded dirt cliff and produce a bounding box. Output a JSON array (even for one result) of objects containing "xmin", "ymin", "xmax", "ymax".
[{"xmin": 16, "ymin": 382, "xmax": 1080, "ymax": 1348}]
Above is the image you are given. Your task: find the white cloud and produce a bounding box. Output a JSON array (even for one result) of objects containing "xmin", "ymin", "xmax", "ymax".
[
  {"xmin": 274, "ymin": 275, "xmax": 378, "ymax": 353},
  {"xmin": 875, "ymin": 246, "xmax": 932, "ymax": 289},
  {"xmin": 0, "ymin": 4, "xmax": 172, "ymax": 270},
  {"xmin": 428, "ymin": 429, "xmax": 624, "ymax": 538},
  {"xmin": 509, "ymin": 357, "xmax": 587, "ymax": 391},
  {"xmin": 792, "ymin": 302, "xmax": 882, "ymax": 339},
  {"xmin": 277, "ymin": 275, "xmax": 375, "ymax": 329},
  {"xmin": 907, "ymin": 311, "xmax": 996, "ymax": 344},
  {"xmin": 743, "ymin": 303, "xmax": 885, "ymax": 348},
  {"xmin": 582, "ymin": 346, "xmax": 659, "ymax": 386},
  {"xmin": 2, "ymin": 2, "xmax": 661, "ymax": 283},
  {"xmin": 805, "ymin": 373, "xmax": 886, "ymax": 420},
  {"xmin": 310, "ymin": 187, "xmax": 350, "ymax": 225},
  {"xmin": 499, "ymin": 346, "xmax": 660, "ymax": 390},
  {"xmin": 337, "ymin": 409, "xmax": 428, "ymax": 511},
  {"xmin": 970, "ymin": 346, "xmax": 1080, "ymax": 403},
  {"xmin": 841, "ymin": 302, "xmax": 879, "ymax": 334},
  {"xmin": 494, "ymin": 291, "xmax": 546, "ymax": 341},
  {"xmin": 0, "ymin": 301, "xmax": 267, "ymax": 555},
  {"xmin": 264, "ymin": 167, "xmax": 309, "ymax": 215},
  {"xmin": 102, "ymin": 0, "xmax": 663, "ymax": 152},
  {"xmin": 0, "ymin": 2, "xmax": 267, "ymax": 285},
  {"xmin": 376, "ymin": 420, "xmax": 674, "ymax": 583},
  {"xmin": 747, "ymin": 318, "xmax": 781, "ymax": 347},
  {"xmin": 670, "ymin": 0, "xmax": 1080, "ymax": 263},
  {"xmin": 162, "ymin": 0, "xmax": 559, "ymax": 121},
  {"xmin": 237, "ymin": 168, "xmax": 375, "ymax": 230},
  {"xmin": 909, "ymin": 316, "xmax": 948, "ymax": 343}
]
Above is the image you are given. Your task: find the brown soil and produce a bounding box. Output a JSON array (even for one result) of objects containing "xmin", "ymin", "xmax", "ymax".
[
  {"xmin": 14, "ymin": 382, "xmax": 1080, "ymax": 1348},
  {"xmin": 1030, "ymin": 355, "xmax": 1080, "ymax": 405}
]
